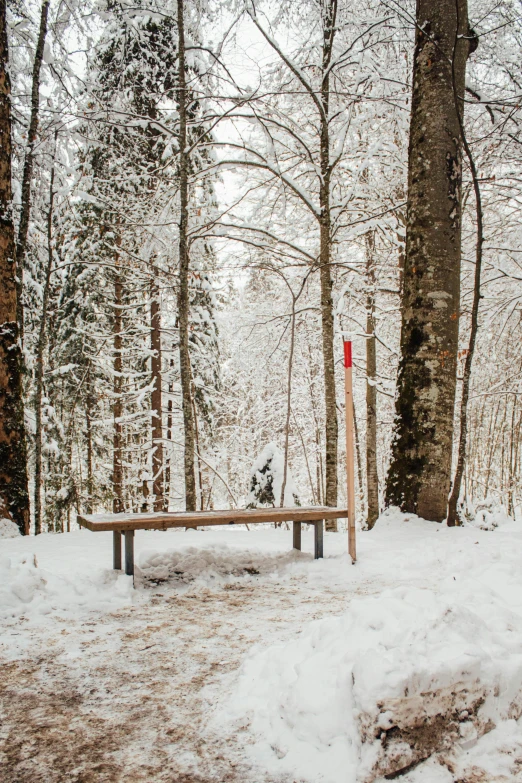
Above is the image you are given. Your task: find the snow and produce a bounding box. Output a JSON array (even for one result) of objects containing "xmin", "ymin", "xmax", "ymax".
[
  {"xmin": 466, "ymin": 496, "xmax": 513, "ymax": 530},
  {"xmin": 0, "ymin": 517, "xmax": 21, "ymax": 538},
  {"xmin": 246, "ymin": 441, "xmax": 301, "ymax": 507},
  {"xmin": 223, "ymin": 581, "xmax": 522, "ymax": 781},
  {"xmin": 2, "ymin": 511, "xmax": 522, "ymax": 781},
  {"xmin": 139, "ymin": 543, "xmax": 308, "ymax": 584}
]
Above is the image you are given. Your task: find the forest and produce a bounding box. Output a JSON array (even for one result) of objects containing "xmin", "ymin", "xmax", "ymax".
[
  {"xmin": 2, "ymin": 1, "xmax": 522, "ymax": 781},
  {"xmin": 0, "ymin": 0, "xmax": 519, "ymax": 534}
]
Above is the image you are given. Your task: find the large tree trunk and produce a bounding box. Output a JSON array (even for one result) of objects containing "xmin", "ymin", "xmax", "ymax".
[
  {"xmin": 365, "ymin": 231, "xmax": 379, "ymax": 529},
  {"xmin": 113, "ymin": 271, "xmax": 123, "ymax": 513},
  {"xmin": 0, "ymin": 0, "xmax": 29, "ymax": 534},
  {"xmin": 177, "ymin": 0, "xmax": 197, "ymax": 511},
  {"xmin": 34, "ymin": 150, "xmax": 55, "ymax": 535},
  {"xmin": 15, "ymin": 0, "xmax": 50, "ymax": 338},
  {"xmin": 150, "ymin": 272, "xmax": 164, "ymax": 511},
  {"xmin": 385, "ymin": 0, "xmax": 471, "ymax": 522},
  {"xmin": 320, "ymin": 0, "xmax": 338, "ymax": 529}
]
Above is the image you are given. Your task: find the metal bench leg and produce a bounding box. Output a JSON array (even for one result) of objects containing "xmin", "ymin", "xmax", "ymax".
[
  {"xmin": 314, "ymin": 520, "xmax": 324, "ymax": 559},
  {"xmin": 293, "ymin": 521, "xmax": 301, "ymax": 551},
  {"xmin": 113, "ymin": 531, "xmax": 122, "ymax": 570},
  {"xmin": 125, "ymin": 530, "xmax": 134, "ymax": 576}
]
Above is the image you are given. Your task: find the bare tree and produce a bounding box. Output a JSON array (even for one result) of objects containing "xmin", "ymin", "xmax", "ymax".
[
  {"xmin": 34, "ymin": 140, "xmax": 56, "ymax": 535},
  {"xmin": 447, "ymin": 4, "xmax": 482, "ymax": 526},
  {"xmin": 15, "ymin": 0, "xmax": 50, "ymax": 338}
]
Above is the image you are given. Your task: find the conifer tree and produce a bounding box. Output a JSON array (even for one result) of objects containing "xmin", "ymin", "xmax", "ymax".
[{"xmin": 0, "ymin": 0, "xmax": 29, "ymax": 534}]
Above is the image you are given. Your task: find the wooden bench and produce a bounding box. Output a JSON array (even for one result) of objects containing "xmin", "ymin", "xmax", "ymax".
[{"xmin": 77, "ymin": 506, "xmax": 348, "ymax": 578}]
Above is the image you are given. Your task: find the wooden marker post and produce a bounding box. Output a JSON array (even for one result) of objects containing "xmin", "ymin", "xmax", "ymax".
[{"xmin": 344, "ymin": 336, "xmax": 356, "ymax": 562}]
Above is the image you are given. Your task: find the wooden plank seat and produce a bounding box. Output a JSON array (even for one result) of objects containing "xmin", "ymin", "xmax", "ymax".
[{"xmin": 77, "ymin": 506, "xmax": 348, "ymax": 579}]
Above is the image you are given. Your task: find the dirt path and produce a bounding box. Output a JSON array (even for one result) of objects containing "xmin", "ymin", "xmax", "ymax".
[{"xmin": 0, "ymin": 573, "xmax": 350, "ymax": 783}]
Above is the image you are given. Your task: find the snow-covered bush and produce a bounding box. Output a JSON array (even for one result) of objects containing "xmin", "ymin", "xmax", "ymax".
[
  {"xmin": 466, "ymin": 498, "xmax": 512, "ymax": 531},
  {"xmin": 246, "ymin": 442, "xmax": 300, "ymax": 508}
]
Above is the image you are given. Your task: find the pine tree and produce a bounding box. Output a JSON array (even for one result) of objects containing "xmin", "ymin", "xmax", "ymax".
[{"xmin": 0, "ymin": 0, "xmax": 29, "ymax": 534}]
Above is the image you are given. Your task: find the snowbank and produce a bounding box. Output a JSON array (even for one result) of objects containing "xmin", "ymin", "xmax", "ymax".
[
  {"xmin": 0, "ymin": 530, "xmax": 313, "ymax": 622},
  {"xmin": 0, "ymin": 549, "xmax": 134, "ymax": 621},
  {"xmin": 138, "ymin": 544, "xmax": 309, "ymax": 585},
  {"xmin": 3, "ymin": 510, "xmax": 522, "ymax": 781},
  {"xmin": 0, "ymin": 517, "xmax": 21, "ymax": 538},
  {"xmin": 219, "ymin": 512, "xmax": 522, "ymax": 782}
]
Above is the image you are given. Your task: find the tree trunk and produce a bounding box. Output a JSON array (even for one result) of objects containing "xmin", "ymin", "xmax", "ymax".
[
  {"xmin": 165, "ymin": 397, "xmax": 172, "ymax": 506},
  {"xmin": 484, "ymin": 398, "xmax": 501, "ymax": 498},
  {"xmin": 113, "ymin": 271, "xmax": 123, "ymax": 513},
  {"xmin": 352, "ymin": 397, "xmax": 364, "ymax": 518},
  {"xmin": 192, "ymin": 393, "xmax": 204, "ymax": 510},
  {"xmin": 280, "ymin": 295, "xmax": 297, "ymax": 507},
  {"xmin": 365, "ymin": 231, "xmax": 379, "ymax": 529},
  {"xmin": 0, "ymin": 0, "xmax": 29, "ymax": 534},
  {"xmin": 15, "ymin": 0, "xmax": 50, "ymax": 339},
  {"xmin": 320, "ymin": 0, "xmax": 338, "ymax": 529},
  {"xmin": 85, "ymin": 366, "xmax": 94, "ymax": 515},
  {"xmin": 385, "ymin": 0, "xmax": 471, "ymax": 522},
  {"xmin": 150, "ymin": 272, "xmax": 164, "ymax": 511},
  {"xmin": 446, "ymin": 13, "xmax": 482, "ymax": 527},
  {"xmin": 34, "ymin": 149, "xmax": 55, "ymax": 535},
  {"xmin": 177, "ymin": 0, "xmax": 196, "ymax": 511},
  {"xmin": 507, "ymin": 396, "xmax": 516, "ymax": 516}
]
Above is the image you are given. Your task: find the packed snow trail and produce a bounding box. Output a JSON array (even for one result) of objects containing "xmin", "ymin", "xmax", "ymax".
[
  {"xmin": 1, "ymin": 511, "xmax": 522, "ymax": 781},
  {"xmin": 1, "ymin": 572, "xmax": 346, "ymax": 782},
  {"xmin": 0, "ymin": 527, "xmax": 352, "ymax": 783}
]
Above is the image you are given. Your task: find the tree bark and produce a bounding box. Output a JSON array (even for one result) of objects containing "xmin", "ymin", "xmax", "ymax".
[
  {"xmin": 113, "ymin": 270, "xmax": 123, "ymax": 513},
  {"xmin": 192, "ymin": 393, "xmax": 204, "ymax": 510},
  {"xmin": 15, "ymin": 0, "xmax": 50, "ymax": 338},
  {"xmin": 352, "ymin": 397, "xmax": 364, "ymax": 518},
  {"xmin": 280, "ymin": 294, "xmax": 297, "ymax": 507},
  {"xmin": 446, "ymin": 7, "xmax": 482, "ymax": 527},
  {"xmin": 0, "ymin": 0, "xmax": 29, "ymax": 534},
  {"xmin": 385, "ymin": 0, "xmax": 471, "ymax": 522},
  {"xmin": 85, "ymin": 366, "xmax": 94, "ymax": 514},
  {"xmin": 177, "ymin": 0, "xmax": 197, "ymax": 511},
  {"xmin": 365, "ymin": 231, "xmax": 379, "ymax": 529},
  {"xmin": 320, "ymin": 0, "xmax": 338, "ymax": 529},
  {"xmin": 34, "ymin": 148, "xmax": 55, "ymax": 535},
  {"xmin": 150, "ymin": 272, "xmax": 164, "ymax": 511},
  {"xmin": 507, "ymin": 396, "xmax": 516, "ymax": 516}
]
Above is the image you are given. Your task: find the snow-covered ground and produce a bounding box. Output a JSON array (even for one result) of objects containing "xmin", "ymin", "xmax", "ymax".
[{"xmin": 2, "ymin": 510, "xmax": 522, "ymax": 782}]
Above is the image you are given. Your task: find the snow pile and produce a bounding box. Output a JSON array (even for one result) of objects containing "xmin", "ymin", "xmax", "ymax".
[
  {"xmin": 0, "ymin": 553, "xmax": 48, "ymax": 615},
  {"xmin": 220, "ymin": 528, "xmax": 522, "ymax": 781},
  {"xmin": 138, "ymin": 544, "xmax": 308, "ymax": 585},
  {"xmin": 246, "ymin": 442, "xmax": 300, "ymax": 507},
  {"xmin": 0, "ymin": 517, "xmax": 21, "ymax": 538},
  {"xmin": 0, "ymin": 550, "xmax": 134, "ymax": 620}
]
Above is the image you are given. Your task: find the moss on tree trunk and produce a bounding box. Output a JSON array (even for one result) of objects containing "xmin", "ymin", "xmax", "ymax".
[{"xmin": 385, "ymin": 0, "xmax": 472, "ymax": 522}]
